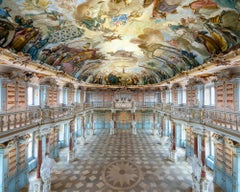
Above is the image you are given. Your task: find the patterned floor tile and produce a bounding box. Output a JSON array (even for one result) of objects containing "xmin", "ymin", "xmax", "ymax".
[{"xmin": 23, "ymin": 129, "xmax": 223, "ymax": 192}]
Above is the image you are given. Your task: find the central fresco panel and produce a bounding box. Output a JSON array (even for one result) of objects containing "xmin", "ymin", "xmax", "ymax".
[{"xmin": 0, "ymin": 0, "xmax": 240, "ymax": 85}]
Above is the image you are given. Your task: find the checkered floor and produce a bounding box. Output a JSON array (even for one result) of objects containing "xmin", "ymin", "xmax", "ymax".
[{"xmin": 51, "ymin": 129, "xmax": 193, "ymax": 192}]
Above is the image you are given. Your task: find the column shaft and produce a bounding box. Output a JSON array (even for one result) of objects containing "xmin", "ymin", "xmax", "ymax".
[
  {"xmin": 194, "ymin": 133, "xmax": 198, "ymax": 158},
  {"xmin": 201, "ymin": 135, "xmax": 206, "ymax": 178},
  {"xmin": 172, "ymin": 121, "xmax": 176, "ymax": 151},
  {"xmin": 36, "ymin": 138, "xmax": 42, "ymax": 179},
  {"xmin": 69, "ymin": 118, "xmax": 75, "ymax": 151},
  {"xmin": 161, "ymin": 116, "xmax": 164, "ymax": 137},
  {"xmin": 153, "ymin": 112, "xmax": 156, "ymax": 130}
]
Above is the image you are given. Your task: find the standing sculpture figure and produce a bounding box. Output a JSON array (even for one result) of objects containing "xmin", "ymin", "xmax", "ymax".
[
  {"xmin": 110, "ymin": 120, "xmax": 115, "ymax": 135},
  {"xmin": 40, "ymin": 153, "xmax": 56, "ymax": 192},
  {"xmin": 132, "ymin": 121, "xmax": 137, "ymax": 135}
]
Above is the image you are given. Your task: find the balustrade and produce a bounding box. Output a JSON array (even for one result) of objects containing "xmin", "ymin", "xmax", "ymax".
[{"xmin": 0, "ymin": 102, "xmax": 239, "ymax": 139}]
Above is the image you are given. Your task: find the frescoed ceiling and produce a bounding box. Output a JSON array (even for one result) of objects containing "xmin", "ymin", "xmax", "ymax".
[{"xmin": 0, "ymin": 0, "xmax": 240, "ymax": 85}]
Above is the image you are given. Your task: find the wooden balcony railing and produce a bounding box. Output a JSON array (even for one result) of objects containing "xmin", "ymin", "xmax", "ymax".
[{"xmin": 0, "ymin": 102, "xmax": 239, "ymax": 139}]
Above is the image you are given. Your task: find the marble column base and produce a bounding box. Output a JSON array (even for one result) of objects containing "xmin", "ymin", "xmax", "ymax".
[
  {"xmin": 110, "ymin": 128, "xmax": 115, "ymax": 135},
  {"xmin": 200, "ymin": 178, "xmax": 209, "ymax": 192},
  {"xmin": 90, "ymin": 129, "xmax": 94, "ymax": 136},
  {"xmin": 32, "ymin": 178, "xmax": 42, "ymax": 192},
  {"xmin": 132, "ymin": 128, "xmax": 137, "ymax": 135},
  {"xmin": 169, "ymin": 150, "xmax": 177, "ymax": 162},
  {"xmin": 160, "ymin": 136, "xmax": 168, "ymax": 145},
  {"xmin": 192, "ymin": 174, "xmax": 208, "ymax": 192},
  {"xmin": 192, "ymin": 174, "xmax": 199, "ymax": 192},
  {"xmin": 153, "ymin": 129, "xmax": 158, "ymax": 136},
  {"xmin": 43, "ymin": 179, "xmax": 51, "ymax": 192},
  {"xmin": 68, "ymin": 150, "xmax": 76, "ymax": 162},
  {"xmin": 78, "ymin": 137, "xmax": 86, "ymax": 145}
]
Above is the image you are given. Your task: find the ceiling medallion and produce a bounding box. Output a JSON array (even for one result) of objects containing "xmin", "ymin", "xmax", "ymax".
[{"xmin": 102, "ymin": 159, "xmax": 142, "ymax": 190}]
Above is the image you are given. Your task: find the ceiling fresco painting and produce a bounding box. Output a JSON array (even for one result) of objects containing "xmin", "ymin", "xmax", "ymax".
[{"xmin": 0, "ymin": 0, "xmax": 240, "ymax": 86}]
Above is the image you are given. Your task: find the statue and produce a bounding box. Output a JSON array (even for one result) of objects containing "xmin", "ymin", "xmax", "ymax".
[
  {"xmin": 40, "ymin": 153, "xmax": 56, "ymax": 192},
  {"xmin": 132, "ymin": 121, "xmax": 137, "ymax": 135},
  {"xmin": 110, "ymin": 120, "xmax": 115, "ymax": 135}
]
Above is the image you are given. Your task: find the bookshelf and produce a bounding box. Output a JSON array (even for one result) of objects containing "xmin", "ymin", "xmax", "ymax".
[
  {"xmin": 48, "ymin": 88, "xmax": 58, "ymax": 106},
  {"xmin": 216, "ymin": 84, "xmax": 224, "ymax": 109},
  {"xmin": 18, "ymin": 144, "xmax": 26, "ymax": 170},
  {"xmin": 18, "ymin": 84, "xmax": 26, "ymax": 107},
  {"xmin": 8, "ymin": 148, "xmax": 17, "ymax": 177},
  {"xmin": 216, "ymin": 143, "xmax": 223, "ymax": 168},
  {"xmin": 225, "ymin": 146, "xmax": 233, "ymax": 175},
  {"xmin": 49, "ymin": 130, "xmax": 54, "ymax": 150},
  {"xmin": 187, "ymin": 87, "xmax": 196, "ymax": 106},
  {"xmin": 54, "ymin": 129, "xmax": 58, "ymax": 146},
  {"xmin": 7, "ymin": 83, "xmax": 16, "ymax": 110},
  {"xmin": 226, "ymin": 83, "xmax": 234, "ymax": 111},
  {"xmin": 67, "ymin": 89, "xmax": 74, "ymax": 104},
  {"xmin": 172, "ymin": 89, "xmax": 178, "ymax": 105}
]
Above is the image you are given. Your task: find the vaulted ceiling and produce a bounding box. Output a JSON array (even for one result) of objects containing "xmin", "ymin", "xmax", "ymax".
[{"xmin": 0, "ymin": 0, "xmax": 240, "ymax": 85}]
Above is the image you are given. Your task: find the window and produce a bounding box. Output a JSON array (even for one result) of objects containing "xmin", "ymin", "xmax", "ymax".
[
  {"xmin": 28, "ymin": 133, "xmax": 33, "ymax": 159},
  {"xmin": 28, "ymin": 87, "xmax": 33, "ymax": 105},
  {"xmin": 204, "ymin": 84, "xmax": 215, "ymax": 106},
  {"xmin": 76, "ymin": 90, "xmax": 81, "ymax": 103},
  {"xmin": 210, "ymin": 132, "xmax": 215, "ymax": 157},
  {"xmin": 177, "ymin": 89, "xmax": 182, "ymax": 104},
  {"xmin": 182, "ymin": 89, "xmax": 187, "ymax": 104},
  {"xmin": 166, "ymin": 90, "xmax": 171, "ymax": 103},
  {"xmin": 144, "ymin": 93, "xmax": 156, "ymax": 103},
  {"xmin": 210, "ymin": 86, "xmax": 215, "ymax": 105},
  {"xmin": 59, "ymin": 124, "xmax": 64, "ymax": 141},
  {"xmin": 28, "ymin": 86, "xmax": 39, "ymax": 106},
  {"xmin": 63, "ymin": 88, "xmax": 68, "ymax": 105}
]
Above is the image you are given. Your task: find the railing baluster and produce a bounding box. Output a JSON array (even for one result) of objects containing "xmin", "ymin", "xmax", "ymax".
[
  {"xmin": 20, "ymin": 112, "xmax": 23, "ymax": 127},
  {"xmin": 25, "ymin": 111, "xmax": 28, "ymax": 126},
  {"xmin": 14, "ymin": 113, "xmax": 17, "ymax": 128},
  {"xmin": 29, "ymin": 111, "xmax": 33, "ymax": 125},
  {"xmin": 7, "ymin": 114, "xmax": 11, "ymax": 130},
  {"xmin": 0, "ymin": 116, "xmax": 4, "ymax": 132}
]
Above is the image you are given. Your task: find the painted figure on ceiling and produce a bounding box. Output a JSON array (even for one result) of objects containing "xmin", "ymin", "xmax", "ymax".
[
  {"xmin": 0, "ymin": 7, "xmax": 13, "ymax": 22},
  {"xmin": 81, "ymin": 16, "xmax": 105, "ymax": 31},
  {"xmin": 27, "ymin": 37, "xmax": 49, "ymax": 60},
  {"xmin": 194, "ymin": 31, "xmax": 222, "ymax": 55},
  {"xmin": 189, "ymin": 0, "xmax": 218, "ymax": 12},
  {"xmin": 143, "ymin": 0, "xmax": 180, "ymax": 18},
  {"xmin": 10, "ymin": 27, "xmax": 39, "ymax": 51}
]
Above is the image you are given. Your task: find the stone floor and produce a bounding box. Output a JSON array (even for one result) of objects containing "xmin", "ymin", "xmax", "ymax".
[{"xmin": 25, "ymin": 129, "xmax": 222, "ymax": 192}]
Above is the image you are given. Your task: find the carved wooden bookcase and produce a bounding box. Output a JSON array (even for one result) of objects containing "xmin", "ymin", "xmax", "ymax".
[
  {"xmin": 18, "ymin": 84, "xmax": 26, "ymax": 108},
  {"xmin": 215, "ymin": 79, "xmax": 240, "ymax": 111},
  {"xmin": 67, "ymin": 88, "xmax": 74, "ymax": 105},
  {"xmin": 8, "ymin": 148, "xmax": 17, "ymax": 177},
  {"xmin": 7, "ymin": 83, "xmax": 16, "ymax": 111},
  {"xmin": 48, "ymin": 87, "xmax": 58, "ymax": 107},
  {"xmin": 186, "ymin": 86, "xmax": 197, "ymax": 107},
  {"xmin": 18, "ymin": 143, "xmax": 26, "ymax": 170}
]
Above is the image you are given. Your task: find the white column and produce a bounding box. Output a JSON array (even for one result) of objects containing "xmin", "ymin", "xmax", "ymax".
[
  {"xmin": 68, "ymin": 117, "xmax": 76, "ymax": 162},
  {"xmin": 32, "ymin": 134, "xmax": 43, "ymax": 192},
  {"xmin": 79, "ymin": 115, "xmax": 86, "ymax": 145},
  {"xmin": 132, "ymin": 111, "xmax": 137, "ymax": 135},
  {"xmin": 89, "ymin": 111, "xmax": 94, "ymax": 136},
  {"xmin": 169, "ymin": 119, "xmax": 177, "ymax": 162},
  {"xmin": 110, "ymin": 110, "xmax": 115, "ymax": 135}
]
